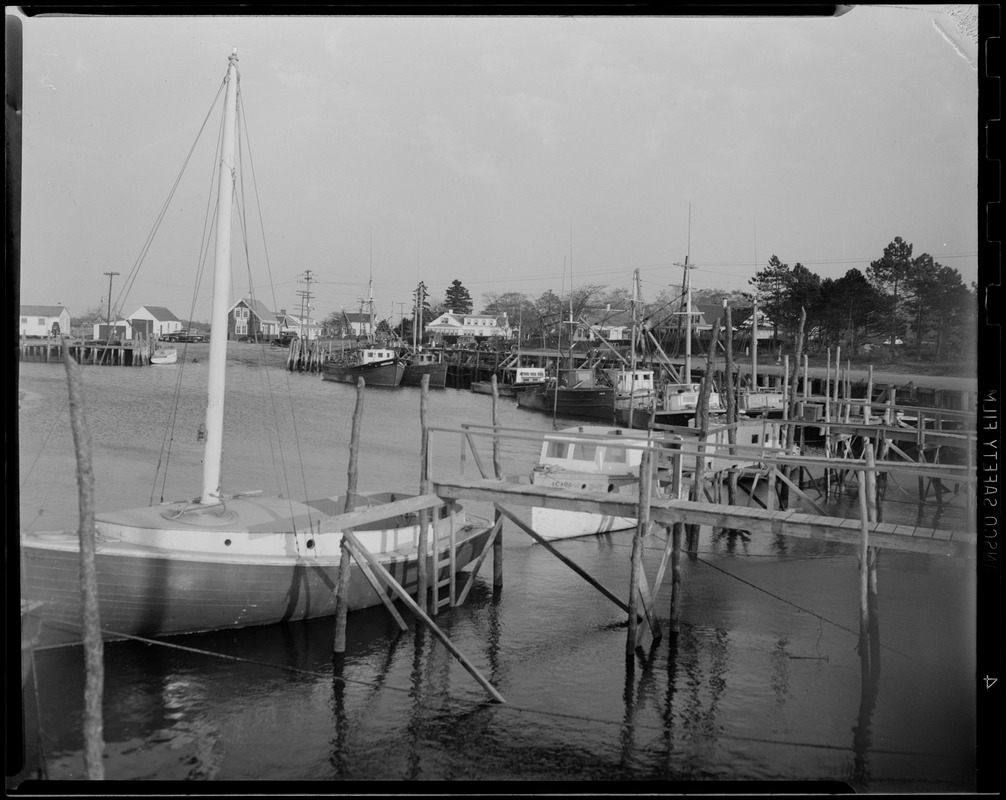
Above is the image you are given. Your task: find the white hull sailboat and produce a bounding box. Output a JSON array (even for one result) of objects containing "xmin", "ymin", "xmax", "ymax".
[{"xmin": 20, "ymin": 51, "xmax": 492, "ymax": 647}]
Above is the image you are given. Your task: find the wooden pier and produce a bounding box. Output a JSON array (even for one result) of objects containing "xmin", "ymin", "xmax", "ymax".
[
  {"xmin": 432, "ymin": 476, "xmax": 974, "ymax": 558},
  {"xmin": 18, "ymin": 337, "xmax": 154, "ymax": 366}
]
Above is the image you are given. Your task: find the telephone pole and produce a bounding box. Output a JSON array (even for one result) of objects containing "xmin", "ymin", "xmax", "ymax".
[
  {"xmin": 103, "ymin": 271, "xmax": 120, "ymax": 327},
  {"xmin": 296, "ymin": 270, "xmax": 315, "ymax": 340}
]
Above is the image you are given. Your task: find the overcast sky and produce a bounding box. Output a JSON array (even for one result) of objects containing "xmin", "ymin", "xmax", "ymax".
[{"xmin": 13, "ymin": 7, "xmax": 979, "ymax": 326}]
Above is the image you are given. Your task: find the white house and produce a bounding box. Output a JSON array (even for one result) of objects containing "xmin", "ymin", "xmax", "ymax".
[
  {"xmin": 127, "ymin": 305, "xmax": 184, "ymax": 339},
  {"xmin": 275, "ymin": 308, "xmax": 321, "ymax": 341},
  {"xmin": 20, "ymin": 305, "xmax": 71, "ymax": 337},
  {"xmin": 574, "ymin": 307, "xmax": 633, "ymax": 343},
  {"xmin": 425, "ymin": 310, "xmax": 511, "ymax": 339}
]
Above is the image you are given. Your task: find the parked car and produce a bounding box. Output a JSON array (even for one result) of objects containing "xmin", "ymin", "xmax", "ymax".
[
  {"xmin": 163, "ymin": 329, "xmax": 208, "ymax": 343},
  {"xmin": 272, "ymin": 332, "xmax": 299, "ymax": 347}
]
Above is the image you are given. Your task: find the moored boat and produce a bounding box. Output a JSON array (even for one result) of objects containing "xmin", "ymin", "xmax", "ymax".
[
  {"xmin": 471, "ymin": 366, "xmax": 547, "ymax": 397},
  {"xmin": 528, "ymin": 426, "xmax": 681, "ymax": 540},
  {"xmin": 322, "ymin": 346, "xmax": 405, "ymax": 387},
  {"xmin": 516, "ymin": 368, "xmax": 615, "ymax": 421},
  {"xmin": 19, "ymin": 50, "xmax": 491, "ymax": 647},
  {"xmin": 150, "ymin": 345, "xmax": 178, "ymax": 365},
  {"xmin": 401, "ymin": 350, "xmax": 447, "ymax": 389}
]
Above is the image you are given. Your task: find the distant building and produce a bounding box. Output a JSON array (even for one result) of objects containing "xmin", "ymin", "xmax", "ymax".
[
  {"xmin": 574, "ymin": 307, "xmax": 633, "ymax": 343},
  {"xmin": 127, "ymin": 305, "xmax": 184, "ymax": 339},
  {"xmin": 425, "ymin": 310, "xmax": 511, "ymax": 339},
  {"xmin": 275, "ymin": 308, "xmax": 321, "ymax": 341},
  {"xmin": 230, "ymin": 297, "xmax": 281, "ymax": 340},
  {"xmin": 20, "ymin": 305, "xmax": 71, "ymax": 337}
]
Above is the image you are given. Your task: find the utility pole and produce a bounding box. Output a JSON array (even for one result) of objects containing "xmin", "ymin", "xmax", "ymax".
[
  {"xmin": 103, "ymin": 271, "xmax": 120, "ymax": 328},
  {"xmin": 672, "ymin": 205, "xmax": 696, "ymax": 382},
  {"xmin": 296, "ymin": 270, "xmax": 315, "ymax": 341}
]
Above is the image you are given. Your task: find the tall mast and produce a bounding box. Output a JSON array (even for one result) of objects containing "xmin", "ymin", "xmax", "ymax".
[
  {"xmin": 673, "ymin": 204, "xmax": 695, "ymax": 384},
  {"xmin": 200, "ymin": 48, "xmax": 239, "ymax": 505}
]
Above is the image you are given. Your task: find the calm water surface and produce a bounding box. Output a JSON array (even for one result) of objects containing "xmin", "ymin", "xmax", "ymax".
[{"xmin": 14, "ymin": 349, "xmax": 976, "ymax": 790}]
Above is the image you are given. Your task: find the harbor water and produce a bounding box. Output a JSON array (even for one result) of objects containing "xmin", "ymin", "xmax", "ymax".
[{"xmin": 14, "ymin": 350, "xmax": 976, "ymax": 790}]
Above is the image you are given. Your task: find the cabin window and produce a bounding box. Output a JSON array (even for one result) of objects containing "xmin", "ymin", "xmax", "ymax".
[
  {"xmin": 606, "ymin": 447, "xmax": 628, "ymax": 464},
  {"xmin": 545, "ymin": 441, "xmax": 568, "ymax": 459},
  {"xmin": 570, "ymin": 442, "xmax": 597, "ymax": 461},
  {"xmin": 752, "ymin": 435, "xmax": 760, "ymax": 444}
]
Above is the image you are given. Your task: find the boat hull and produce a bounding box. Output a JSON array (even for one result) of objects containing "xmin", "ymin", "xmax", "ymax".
[
  {"xmin": 20, "ymin": 495, "xmax": 492, "ymax": 646},
  {"xmin": 516, "ymin": 387, "xmax": 615, "ymax": 421},
  {"xmin": 150, "ymin": 346, "xmax": 178, "ymax": 365},
  {"xmin": 322, "ymin": 359, "xmax": 404, "ymax": 387},
  {"xmin": 401, "ymin": 362, "xmax": 447, "ymax": 389},
  {"xmin": 470, "ymin": 380, "xmax": 543, "ymax": 397}
]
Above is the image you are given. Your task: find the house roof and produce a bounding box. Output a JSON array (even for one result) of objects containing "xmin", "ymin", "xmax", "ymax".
[
  {"xmin": 21, "ymin": 305, "xmax": 67, "ymax": 317},
  {"xmin": 133, "ymin": 305, "xmax": 181, "ymax": 322},
  {"xmin": 581, "ymin": 307, "xmax": 633, "ymax": 328},
  {"xmin": 232, "ymin": 297, "xmax": 276, "ymax": 319}
]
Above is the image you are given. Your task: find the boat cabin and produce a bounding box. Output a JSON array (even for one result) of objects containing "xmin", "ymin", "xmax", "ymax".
[
  {"xmin": 662, "ymin": 383, "xmax": 723, "ymax": 412},
  {"xmin": 514, "ymin": 367, "xmax": 546, "ymax": 384},
  {"xmin": 606, "ymin": 369, "xmax": 655, "ymax": 396},
  {"xmin": 359, "ymin": 348, "xmax": 397, "ymax": 364},
  {"xmin": 537, "ymin": 426, "xmax": 654, "ymax": 476}
]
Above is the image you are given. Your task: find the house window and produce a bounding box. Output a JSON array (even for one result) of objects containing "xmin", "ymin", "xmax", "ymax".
[
  {"xmin": 235, "ymin": 321, "xmax": 247, "ymax": 335},
  {"xmin": 21, "ymin": 317, "xmax": 27, "ymax": 324},
  {"xmin": 38, "ymin": 318, "xmax": 45, "ymax": 325}
]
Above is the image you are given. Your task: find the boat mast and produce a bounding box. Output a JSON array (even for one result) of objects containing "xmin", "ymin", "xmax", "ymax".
[{"xmin": 200, "ymin": 48, "xmax": 240, "ymax": 505}]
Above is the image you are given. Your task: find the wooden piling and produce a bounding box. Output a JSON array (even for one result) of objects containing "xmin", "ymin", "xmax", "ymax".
[
  {"xmin": 62, "ymin": 341, "xmax": 105, "ymax": 780},
  {"xmin": 335, "ymin": 377, "xmax": 366, "ymax": 654},
  {"xmin": 669, "ymin": 522, "xmax": 683, "ymax": 633},
  {"xmin": 418, "ymin": 374, "xmax": 431, "ymax": 615},
  {"xmin": 627, "ymin": 450, "xmax": 653, "ymax": 657},
  {"xmin": 492, "ymin": 375, "xmax": 503, "ymax": 590}
]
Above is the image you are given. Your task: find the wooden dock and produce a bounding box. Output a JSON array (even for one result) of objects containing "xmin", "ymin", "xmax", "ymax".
[
  {"xmin": 18, "ymin": 338, "xmax": 154, "ymax": 366},
  {"xmin": 433, "ymin": 477, "xmax": 974, "ymax": 558}
]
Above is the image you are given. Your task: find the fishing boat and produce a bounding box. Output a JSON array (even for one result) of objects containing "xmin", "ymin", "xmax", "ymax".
[
  {"xmin": 322, "ymin": 346, "xmax": 405, "ymax": 387},
  {"xmin": 471, "ymin": 366, "xmax": 547, "ymax": 397},
  {"xmin": 528, "ymin": 426, "xmax": 681, "ymax": 540},
  {"xmin": 19, "ymin": 51, "xmax": 492, "ymax": 647},
  {"xmin": 740, "ymin": 389, "xmax": 787, "ymax": 418},
  {"xmin": 621, "ymin": 382, "xmax": 724, "ymax": 429},
  {"xmin": 149, "ymin": 345, "xmax": 178, "ymax": 365},
  {"xmin": 401, "ymin": 349, "xmax": 447, "ymax": 389},
  {"xmin": 516, "ymin": 368, "xmax": 616, "ymax": 421}
]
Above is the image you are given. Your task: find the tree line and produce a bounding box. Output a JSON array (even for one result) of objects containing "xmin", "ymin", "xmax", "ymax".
[{"xmin": 323, "ymin": 236, "xmax": 975, "ymax": 363}]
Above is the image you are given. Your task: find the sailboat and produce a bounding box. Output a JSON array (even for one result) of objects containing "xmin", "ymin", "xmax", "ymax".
[{"xmin": 20, "ymin": 51, "xmax": 492, "ymax": 647}]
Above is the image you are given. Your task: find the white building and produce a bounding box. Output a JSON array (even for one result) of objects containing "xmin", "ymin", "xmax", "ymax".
[
  {"xmin": 425, "ymin": 310, "xmax": 511, "ymax": 339},
  {"xmin": 127, "ymin": 305, "xmax": 184, "ymax": 339},
  {"xmin": 20, "ymin": 305, "xmax": 71, "ymax": 337}
]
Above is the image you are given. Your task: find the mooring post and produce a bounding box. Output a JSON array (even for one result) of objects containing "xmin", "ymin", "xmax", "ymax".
[
  {"xmin": 345, "ymin": 377, "xmax": 365, "ymax": 514},
  {"xmin": 670, "ymin": 521, "xmax": 683, "ymax": 633},
  {"xmin": 418, "ymin": 374, "xmax": 431, "ymax": 615},
  {"xmin": 334, "ymin": 538, "xmax": 351, "ymax": 655},
  {"xmin": 857, "ymin": 443, "xmax": 874, "ymax": 687},
  {"xmin": 62, "ymin": 341, "xmax": 106, "ymax": 780},
  {"xmin": 335, "ymin": 377, "xmax": 366, "ymax": 654},
  {"xmin": 491, "ymin": 375, "xmax": 504, "ymax": 590},
  {"xmin": 627, "ymin": 450, "xmax": 652, "ymax": 657}
]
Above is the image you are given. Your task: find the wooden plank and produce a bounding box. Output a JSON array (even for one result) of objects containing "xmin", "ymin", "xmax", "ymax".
[
  {"xmin": 433, "ymin": 478, "xmax": 971, "ymax": 557},
  {"xmin": 342, "ymin": 537, "xmax": 408, "ymax": 631},
  {"xmin": 318, "ymin": 494, "xmax": 444, "ymax": 532},
  {"xmin": 341, "ymin": 530, "xmax": 505, "ymax": 704}
]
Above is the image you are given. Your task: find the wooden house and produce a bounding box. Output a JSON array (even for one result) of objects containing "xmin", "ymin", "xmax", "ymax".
[{"xmin": 19, "ymin": 305, "xmax": 71, "ymax": 338}]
